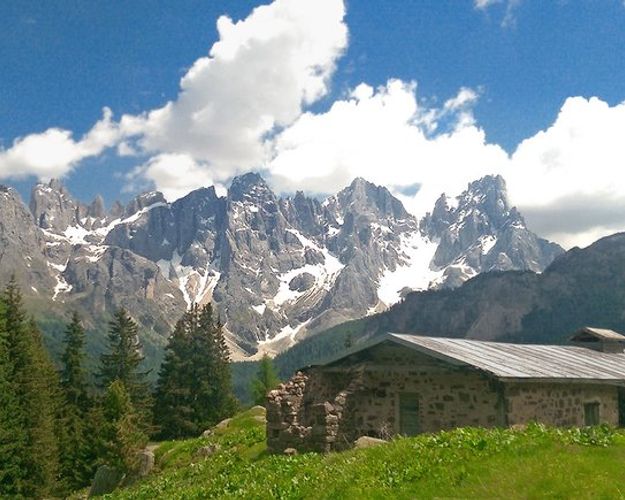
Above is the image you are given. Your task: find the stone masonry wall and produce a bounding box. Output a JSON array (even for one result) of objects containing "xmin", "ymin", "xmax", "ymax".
[
  {"xmin": 504, "ymin": 382, "xmax": 619, "ymax": 427},
  {"xmin": 266, "ymin": 369, "xmax": 354, "ymax": 453},
  {"xmin": 340, "ymin": 368, "xmax": 502, "ymax": 443}
]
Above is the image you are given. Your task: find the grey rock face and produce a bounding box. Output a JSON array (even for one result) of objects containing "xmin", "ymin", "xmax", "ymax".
[
  {"xmin": 1, "ymin": 173, "xmax": 563, "ymax": 361},
  {"xmin": 0, "ymin": 186, "xmax": 54, "ymax": 293},
  {"xmin": 421, "ymin": 175, "xmax": 564, "ymax": 288}
]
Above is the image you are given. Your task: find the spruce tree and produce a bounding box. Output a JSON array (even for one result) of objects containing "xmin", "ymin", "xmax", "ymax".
[
  {"xmin": 99, "ymin": 308, "xmax": 151, "ymax": 416},
  {"xmin": 153, "ymin": 304, "xmax": 237, "ymax": 438},
  {"xmin": 193, "ymin": 305, "xmax": 237, "ymax": 428},
  {"xmin": 0, "ymin": 280, "xmax": 61, "ymax": 497},
  {"xmin": 153, "ymin": 311, "xmax": 194, "ymax": 439},
  {"xmin": 58, "ymin": 312, "xmax": 92, "ymax": 491},
  {"xmin": 61, "ymin": 311, "xmax": 89, "ymax": 409},
  {"xmin": 25, "ymin": 318, "xmax": 62, "ymax": 496},
  {"xmin": 100, "ymin": 381, "xmax": 148, "ymax": 475},
  {"xmin": 251, "ymin": 354, "xmax": 280, "ymax": 405},
  {"xmin": 0, "ymin": 296, "xmax": 29, "ymax": 497}
]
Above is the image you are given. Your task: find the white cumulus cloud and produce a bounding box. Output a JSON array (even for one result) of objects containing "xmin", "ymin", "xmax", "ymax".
[
  {"xmin": 0, "ymin": 0, "xmax": 347, "ymax": 193},
  {"xmin": 126, "ymin": 153, "xmax": 225, "ymax": 202},
  {"xmin": 0, "ymin": 108, "xmax": 120, "ymax": 180},
  {"xmin": 268, "ymin": 79, "xmax": 507, "ymax": 215},
  {"xmin": 121, "ymin": 0, "xmax": 347, "ymax": 187},
  {"xmin": 507, "ymin": 96, "xmax": 625, "ymax": 248}
]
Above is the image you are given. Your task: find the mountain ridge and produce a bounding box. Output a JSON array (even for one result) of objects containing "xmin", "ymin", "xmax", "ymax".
[{"xmin": 0, "ymin": 173, "xmax": 563, "ymax": 362}]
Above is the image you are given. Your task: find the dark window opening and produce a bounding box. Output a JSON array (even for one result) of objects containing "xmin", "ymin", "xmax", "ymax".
[{"xmin": 584, "ymin": 402, "xmax": 600, "ymax": 426}]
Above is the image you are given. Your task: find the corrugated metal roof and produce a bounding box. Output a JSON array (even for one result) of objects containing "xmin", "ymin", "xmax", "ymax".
[
  {"xmin": 571, "ymin": 327, "xmax": 625, "ymax": 341},
  {"xmin": 387, "ymin": 334, "xmax": 625, "ymax": 381}
]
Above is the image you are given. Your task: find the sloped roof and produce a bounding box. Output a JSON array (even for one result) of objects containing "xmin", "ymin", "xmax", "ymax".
[
  {"xmin": 570, "ymin": 327, "xmax": 625, "ymax": 342},
  {"xmin": 317, "ymin": 333, "xmax": 625, "ymax": 383}
]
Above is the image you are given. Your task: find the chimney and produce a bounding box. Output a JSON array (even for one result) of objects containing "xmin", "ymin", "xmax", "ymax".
[{"xmin": 569, "ymin": 327, "xmax": 625, "ymax": 353}]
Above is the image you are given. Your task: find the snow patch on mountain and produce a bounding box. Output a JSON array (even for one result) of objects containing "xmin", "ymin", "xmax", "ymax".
[{"xmin": 377, "ymin": 232, "xmax": 440, "ymax": 306}]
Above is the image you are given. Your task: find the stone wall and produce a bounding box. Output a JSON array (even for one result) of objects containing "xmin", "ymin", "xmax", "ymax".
[
  {"xmin": 504, "ymin": 382, "xmax": 619, "ymax": 427},
  {"xmin": 266, "ymin": 369, "xmax": 355, "ymax": 453},
  {"xmin": 342, "ymin": 366, "xmax": 503, "ymax": 442}
]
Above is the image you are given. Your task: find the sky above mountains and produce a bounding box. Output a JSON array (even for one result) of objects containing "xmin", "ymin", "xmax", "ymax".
[{"xmin": 1, "ymin": 0, "xmax": 625, "ymax": 249}]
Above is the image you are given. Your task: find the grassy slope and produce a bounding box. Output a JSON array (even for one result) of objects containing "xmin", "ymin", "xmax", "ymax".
[{"xmin": 104, "ymin": 408, "xmax": 625, "ymax": 499}]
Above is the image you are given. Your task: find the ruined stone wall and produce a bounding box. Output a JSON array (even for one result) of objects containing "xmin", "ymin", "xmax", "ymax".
[
  {"xmin": 504, "ymin": 382, "xmax": 619, "ymax": 427},
  {"xmin": 266, "ymin": 369, "xmax": 353, "ymax": 453}
]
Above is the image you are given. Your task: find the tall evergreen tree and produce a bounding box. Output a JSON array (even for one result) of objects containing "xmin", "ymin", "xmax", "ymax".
[
  {"xmin": 0, "ymin": 296, "xmax": 29, "ymax": 497},
  {"xmin": 250, "ymin": 354, "xmax": 280, "ymax": 406},
  {"xmin": 99, "ymin": 308, "xmax": 151, "ymax": 415},
  {"xmin": 193, "ymin": 305, "xmax": 237, "ymax": 429},
  {"xmin": 153, "ymin": 304, "xmax": 237, "ymax": 438},
  {"xmin": 153, "ymin": 311, "xmax": 194, "ymax": 439},
  {"xmin": 25, "ymin": 318, "xmax": 63, "ymax": 496},
  {"xmin": 61, "ymin": 311, "xmax": 89, "ymax": 408},
  {"xmin": 58, "ymin": 312, "xmax": 93, "ymax": 491},
  {"xmin": 100, "ymin": 381, "xmax": 148, "ymax": 476},
  {"xmin": 0, "ymin": 279, "xmax": 61, "ymax": 497}
]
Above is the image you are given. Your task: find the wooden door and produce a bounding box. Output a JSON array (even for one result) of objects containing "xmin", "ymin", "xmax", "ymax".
[{"xmin": 399, "ymin": 393, "xmax": 420, "ymax": 436}]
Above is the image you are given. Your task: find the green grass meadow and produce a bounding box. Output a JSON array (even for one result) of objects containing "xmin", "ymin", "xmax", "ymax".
[{"xmin": 104, "ymin": 407, "xmax": 625, "ymax": 499}]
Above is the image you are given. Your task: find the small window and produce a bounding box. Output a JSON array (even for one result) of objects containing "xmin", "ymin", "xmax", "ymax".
[{"xmin": 584, "ymin": 402, "xmax": 600, "ymax": 426}]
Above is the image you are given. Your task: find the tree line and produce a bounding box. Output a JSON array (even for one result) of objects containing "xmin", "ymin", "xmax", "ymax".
[{"xmin": 0, "ymin": 279, "xmax": 258, "ymax": 497}]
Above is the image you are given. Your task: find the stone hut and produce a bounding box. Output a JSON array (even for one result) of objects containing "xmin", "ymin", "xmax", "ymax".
[{"xmin": 266, "ymin": 327, "xmax": 625, "ymax": 453}]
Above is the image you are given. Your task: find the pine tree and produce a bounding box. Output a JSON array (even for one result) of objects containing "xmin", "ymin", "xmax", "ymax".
[
  {"xmin": 58, "ymin": 312, "xmax": 93, "ymax": 491},
  {"xmin": 153, "ymin": 304, "xmax": 237, "ymax": 438},
  {"xmin": 251, "ymin": 354, "xmax": 280, "ymax": 405},
  {"xmin": 193, "ymin": 305, "xmax": 237, "ymax": 429},
  {"xmin": 99, "ymin": 308, "xmax": 151, "ymax": 417},
  {"xmin": 153, "ymin": 311, "xmax": 194, "ymax": 439},
  {"xmin": 61, "ymin": 311, "xmax": 89, "ymax": 409},
  {"xmin": 0, "ymin": 279, "xmax": 61, "ymax": 497},
  {"xmin": 25, "ymin": 318, "xmax": 62, "ymax": 496},
  {"xmin": 0, "ymin": 296, "xmax": 29, "ymax": 497},
  {"xmin": 100, "ymin": 381, "xmax": 148, "ymax": 475}
]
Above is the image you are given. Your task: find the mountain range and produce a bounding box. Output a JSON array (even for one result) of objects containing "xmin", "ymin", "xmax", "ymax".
[
  {"xmin": 271, "ymin": 231, "xmax": 625, "ymax": 381},
  {"xmin": 0, "ymin": 173, "xmax": 562, "ymax": 361}
]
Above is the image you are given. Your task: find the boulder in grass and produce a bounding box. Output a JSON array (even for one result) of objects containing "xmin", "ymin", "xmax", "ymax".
[
  {"xmin": 215, "ymin": 417, "xmax": 232, "ymax": 430},
  {"xmin": 138, "ymin": 449, "xmax": 155, "ymax": 477},
  {"xmin": 88, "ymin": 465, "xmax": 125, "ymax": 497},
  {"xmin": 353, "ymin": 436, "xmax": 387, "ymax": 449}
]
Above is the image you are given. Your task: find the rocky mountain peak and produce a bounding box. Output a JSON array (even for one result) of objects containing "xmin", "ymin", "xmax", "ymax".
[
  {"xmin": 0, "ymin": 172, "xmax": 565, "ymax": 361},
  {"xmin": 228, "ymin": 172, "xmax": 273, "ymax": 203},
  {"xmin": 124, "ymin": 191, "xmax": 167, "ymax": 217},
  {"xmin": 459, "ymin": 174, "xmax": 511, "ymax": 226},
  {"xmin": 419, "ymin": 175, "xmax": 564, "ymax": 288},
  {"xmin": 334, "ymin": 177, "xmax": 409, "ymax": 221},
  {"xmin": 87, "ymin": 195, "xmax": 106, "ymax": 219},
  {"xmin": 29, "ymin": 179, "xmax": 80, "ymax": 232}
]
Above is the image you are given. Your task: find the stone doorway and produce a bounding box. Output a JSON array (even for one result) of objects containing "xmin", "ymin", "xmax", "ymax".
[{"xmin": 399, "ymin": 393, "xmax": 420, "ymax": 436}]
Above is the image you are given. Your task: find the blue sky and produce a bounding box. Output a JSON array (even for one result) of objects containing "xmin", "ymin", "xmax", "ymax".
[{"xmin": 1, "ymin": 0, "xmax": 625, "ymax": 247}]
